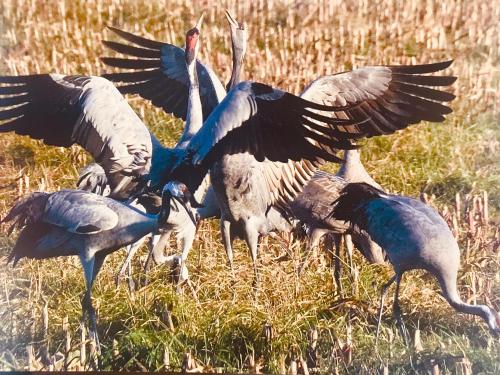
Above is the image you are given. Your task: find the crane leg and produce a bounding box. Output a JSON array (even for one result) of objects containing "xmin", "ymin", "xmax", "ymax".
[
  {"xmin": 116, "ymin": 235, "xmax": 147, "ymax": 288},
  {"xmin": 375, "ymin": 274, "xmax": 397, "ymax": 346},
  {"xmin": 79, "ymin": 254, "xmax": 106, "ymax": 366},
  {"xmin": 142, "ymin": 233, "xmax": 170, "ymax": 286},
  {"xmin": 127, "ymin": 261, "xmax": 135, "ymax": 292},
  {"xmin": 244, "ymin": 221, "xmax": 260, "ymax": 292},
  {"xmin": 297, "ymin": 228, "xmax": 323, "ymax": 275},
  {"xmin": 221, "ymin": 218, "xmax": 235, "ymax": 277},
  {"xmin": 392, "ymin": 273, "xmax": 410, "ymax": 346},
  {"xmin": 344, "ymin": 234, "xmax": 354, "ymax": 279},
  {"xmin": 151, "ymin": 232, "xmax": 171, "ymax": 264},
  {"xmin": 177, "ymin": 229, "xmax": 196, "ymax": 295}
]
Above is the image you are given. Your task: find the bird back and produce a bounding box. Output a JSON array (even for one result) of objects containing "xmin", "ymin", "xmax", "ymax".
[{"xmin": 330, "ymin": 182, "xmax": 385, "ymax": 225}]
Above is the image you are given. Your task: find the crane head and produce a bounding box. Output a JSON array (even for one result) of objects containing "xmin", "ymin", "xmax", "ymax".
[
  {"xmin": 159, "ymin": 181, "xmax": 203, "ymax": 227},
  {"xmin": 225, "ymin": 9, "xmax": 247, "ymax": 58},
  {"xmin": 185, "ymin": 13, "xmax": 204, "ymax": 65}
]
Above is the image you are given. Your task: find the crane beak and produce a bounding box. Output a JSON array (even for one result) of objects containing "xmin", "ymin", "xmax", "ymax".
[
  {"xmin": 224, "ymin": 9, "xmax": 237, "ymax": 27},
  {"xmin": 225, "ymin": 9, "xmax": 244, "ymax": 29},
  {"xmin": 195, "ymin": 12, "xmax": 205, "ymax": 31}
]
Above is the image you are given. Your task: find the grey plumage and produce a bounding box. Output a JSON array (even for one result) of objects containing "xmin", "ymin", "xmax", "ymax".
[
  {"xmin": 77, "ymin": 163, "xmax": 110, "ymax": 196},
  {"xmin": 0, "ymin": 73, "xmax": 167, "ymax": 200},
  {"xmin": 330, "ymin": 182, "xmax": 500, "ymax": 340}
]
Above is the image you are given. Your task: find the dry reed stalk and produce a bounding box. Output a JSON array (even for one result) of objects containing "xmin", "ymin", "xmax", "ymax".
[
  {"xmin": 79, "ymin": 322, "xmax": 86, "ymax": 370},
  {"xmin": 160, "ymin": 345, "xmax": 169, "ymax": 370}
]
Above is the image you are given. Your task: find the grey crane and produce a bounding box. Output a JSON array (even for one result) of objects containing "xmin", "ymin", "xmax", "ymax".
[
  {"xmin": 156, "ymin": 66, "xmax": 455, "ymax": 292},
  {"xmin": 102, "ymin": 25, "xmax": 458, "ymax": 289},
  {"xmin": 211, "ymin": 62, "xmax": 456, "ymax": 288},
  {"xmin": 330, "ymin": 182, "xmax": 500, "ymax": 342},
  {"xmin": 1, "ymin": 182, "xmax": 196, "ymax": 352}
]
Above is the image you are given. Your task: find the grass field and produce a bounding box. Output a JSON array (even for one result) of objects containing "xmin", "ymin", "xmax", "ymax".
[{"xmin": 0, "ymin": 0, "xmax": 499, "ymax": 373}]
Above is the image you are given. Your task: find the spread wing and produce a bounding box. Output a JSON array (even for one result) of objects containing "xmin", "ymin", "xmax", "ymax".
[
  {"xmin": 0, "ymin": 74, "xmax": 154, "ymax": 199},
  {"xmin": 301, "ymin": 60, "xmax": 456, "ymax": 135},
  {"xmin": 262, "ymin": 60, "xmax": 456, "ymax": 207},
  {"xmin": 101, "ymin": 26, "xmax": 227, "ymax": 122}
]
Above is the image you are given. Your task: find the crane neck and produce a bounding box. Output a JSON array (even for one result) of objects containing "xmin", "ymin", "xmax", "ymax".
[
  {"xmin": 226, "ymin": 43, "xmax": 245, "ymax": 91},
  {"xmin": 438, "ymin": 273, "xmax": 500, "ymax": 334},
  {"xmin": 344, "ymin": 149, "xmax": 361, "ymax": 164},
  {"xmin": 337, "ymin": 149, "xmax": 382, "ymax": 189},
  {"xmin": 337, "ymin": 149, "xmax": 362, "ymax": 178},
  {"xmin": 177, "ymin": 61, "xmax": 203, "ymax": 148}
]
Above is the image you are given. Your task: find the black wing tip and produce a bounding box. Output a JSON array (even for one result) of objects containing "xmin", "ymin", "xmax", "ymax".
[
  {"xmin": 107, "ymin": 25, "xmax": 123, "ymax": 33},
  {"xmin": 389, "ymin": 59, "xmax": 455, "ymax": 75}
]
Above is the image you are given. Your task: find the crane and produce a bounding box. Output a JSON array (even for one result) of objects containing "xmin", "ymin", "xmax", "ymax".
[
  {"xmin": 210, "ymin": 62, "xmax": 456, "ymax": 288},
  {"xmin": 93, "ymin": 11, "xmax": 247, "ymax": 285},
  {"xmin": 330, "ymin": 182, "xmax": 500, "ymax": 342},
  {"xmin": 157, "ymin": 65, "xmax": 455, "ymax": 291},
  {"xmin": 2, "ymin": 182, "xmax": 196, "ymax": 353}
]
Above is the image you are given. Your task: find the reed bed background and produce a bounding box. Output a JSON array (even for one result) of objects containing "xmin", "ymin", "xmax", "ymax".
[{"xmin": 0, "ymin": 0, "xmax": 498, "ymax": 373}]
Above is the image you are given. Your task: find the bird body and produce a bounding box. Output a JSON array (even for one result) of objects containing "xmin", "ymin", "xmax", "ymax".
[
  {"xmin": 5, "ymin": 190, "xmax": 157, "ymax": 264},
  {"xmin": 331, "ymin": 182, "xmax": 500, "ymax": 337}
]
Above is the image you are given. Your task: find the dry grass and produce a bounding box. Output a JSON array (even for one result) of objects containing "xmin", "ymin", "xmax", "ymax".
[{"xmin": 0, "ymin": 0, "xmax": 499, "ymax": 373}]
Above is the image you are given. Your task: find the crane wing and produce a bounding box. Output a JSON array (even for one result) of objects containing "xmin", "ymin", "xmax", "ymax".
[
  {"xmin": 0, "ymin": 74, "xmax": 154, "ymax": 199},
  {"xmin": 44, "ymin": 190, "xmax": 119, "ymax": 234},
  {"xmin": 260, "ymin": 60, "xmax": 456, "ymax": 208},
  {"xmin": 101, "ymin": 26, "xmax": 227, "ymax": 122},
  {"xmin": 2, "ymin": 190, "xmax": 118, "ymax": 234},
  {"xmin": 301, "ymin": 60, "xmax": 456, "ymax": 136},
  {"xmin": 77, "ymin": 163, "xmax": 110, "ymax": 196}
]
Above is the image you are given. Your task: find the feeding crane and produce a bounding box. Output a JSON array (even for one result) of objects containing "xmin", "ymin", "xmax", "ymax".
[
  {"xmin": 289, "ymin": 150, "xmax": 384, "ymax": 290},
  {"xmin": 330, "ymin": 182, "xmax": 500, "ymax": 342}
]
